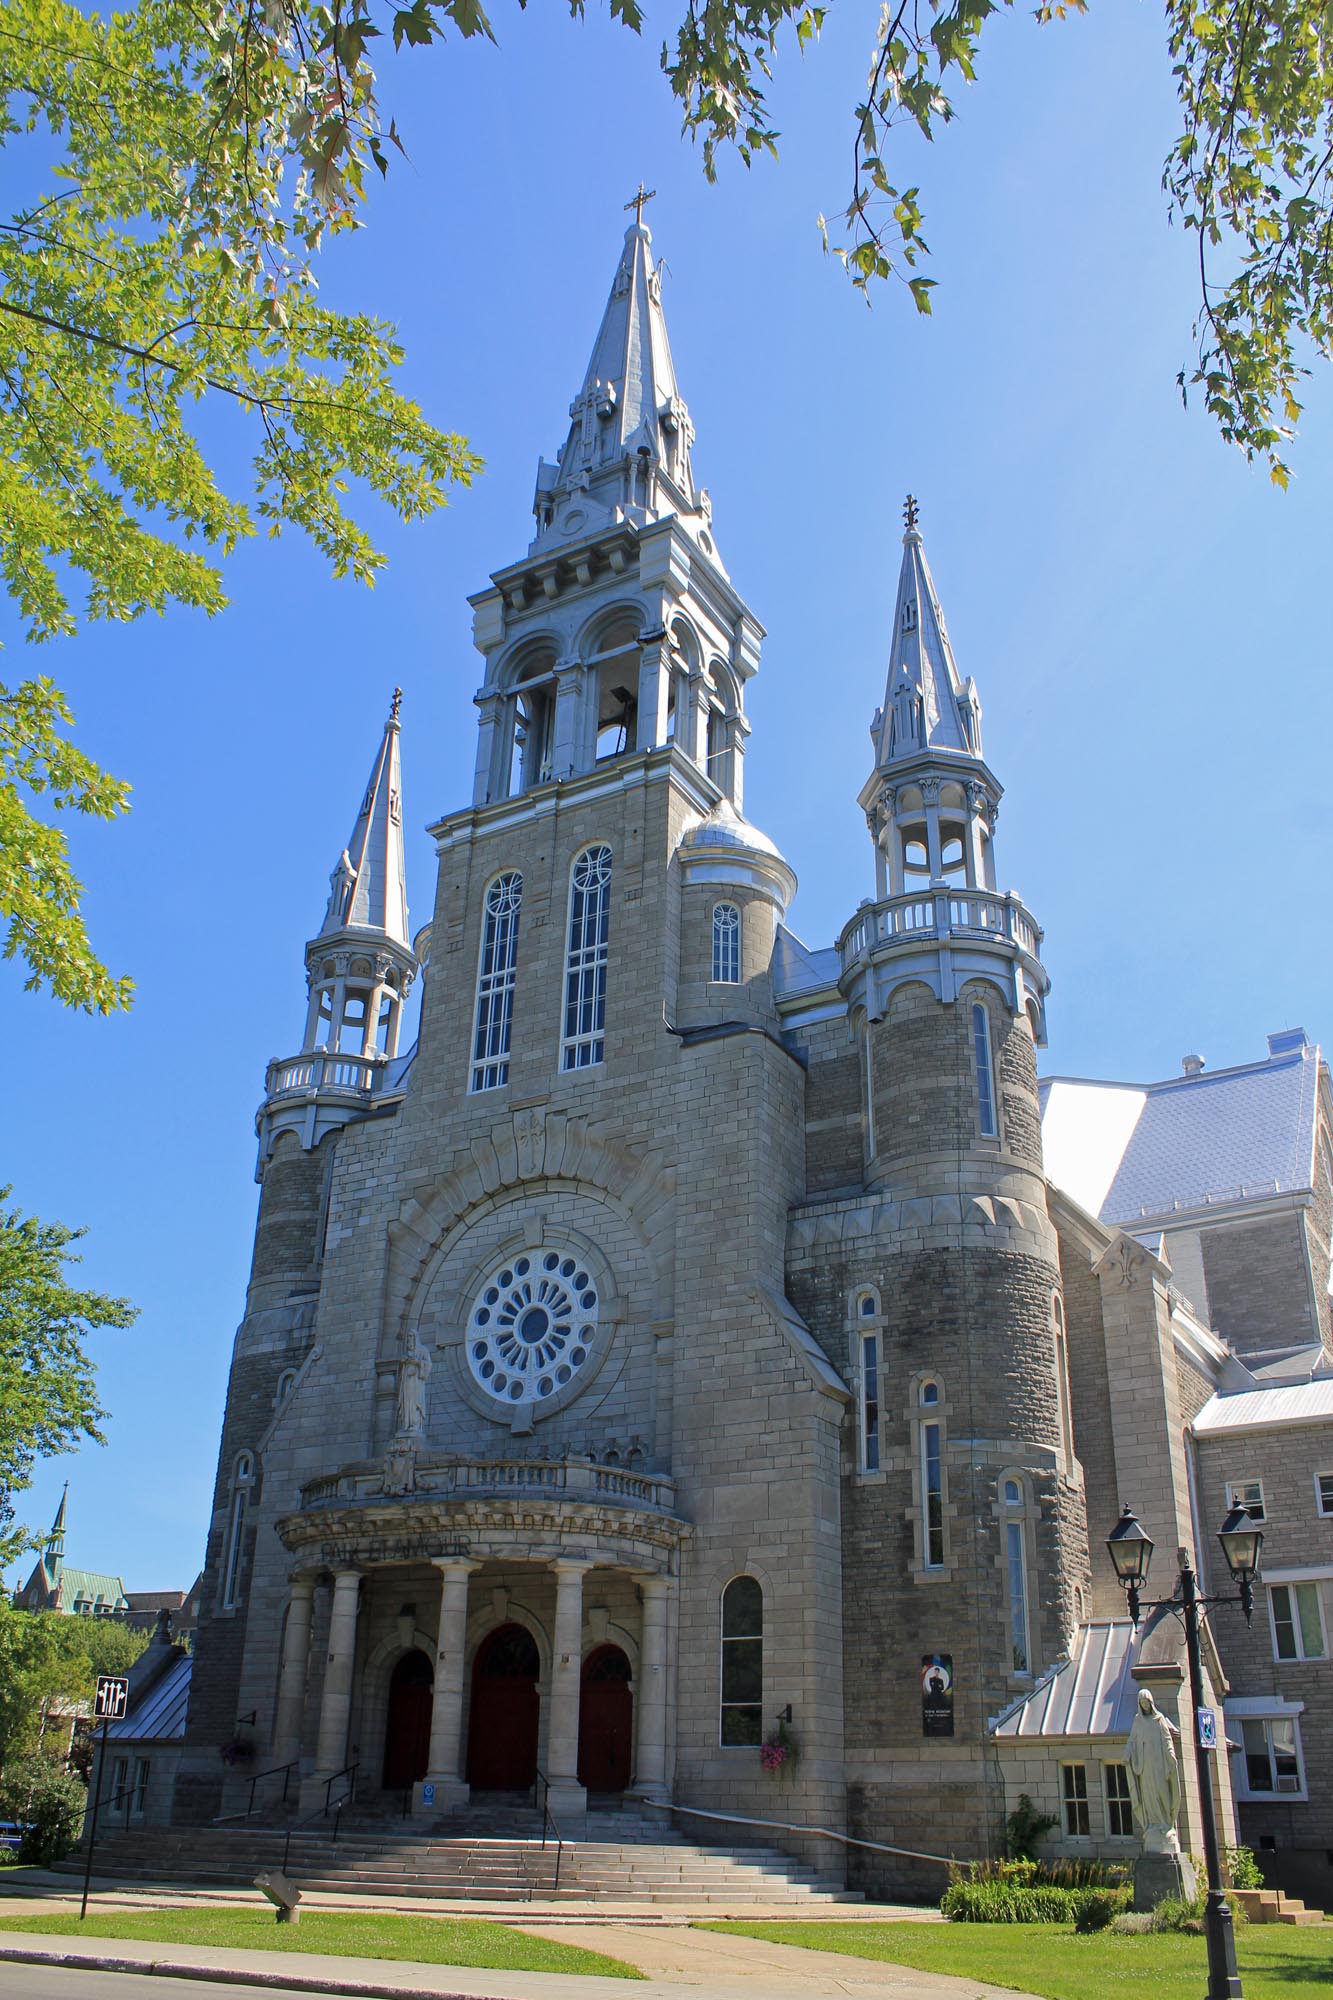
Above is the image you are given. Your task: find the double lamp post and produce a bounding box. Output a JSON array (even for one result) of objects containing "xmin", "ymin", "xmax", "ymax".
[{"xmin": 1105, "ymin": 1501, "xmax": 1265, "ymax": 2000}]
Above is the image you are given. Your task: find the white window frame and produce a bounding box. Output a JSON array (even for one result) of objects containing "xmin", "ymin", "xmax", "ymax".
[
  {"xmin": 971, "ymin": 1002, "xmax": 998, "ymax": 1138},
  {"xmin": 1231, "ymin": 1708, "xmax": 1307, "ymax": 1801},
  {"xmin": 1001, "ymin": 1475, "xmax": 1032, "ymax": 1676},
  {"xmin": 470, "ymin": 870, "xmax": 523, "ymax": 1092},
  {"xmin": 1061, "ymin": 1762, "xmax": 1090, "ymax": 1837},
  {"xmin": 1226, "ymin": 1478, "xmax": 1266, "ymax": 1522},
  {"xmin": 919, "ymin": 1381, "xmax": 945, "ymax": 1571},
  {"xmin": 1268, "ymin": 1579, "xmax": 1327, "ymax": 1662},
  {"xmin": 560, "ymin": 846, "xmax": 611, "ymax": 1072},
  {"xmin": 221, "ymin": 1452, "xmax": 254, "ymax": 1611},
  {"xmin": 711, "ymin": 902, "xmax": 741, "ymax": 984},
  {"xmin": 1104, "ymin": 1761, "xmax": 1134, "ymax": 1838},
  {"xmin": 859, "ymin": 1332, "xmax": 881, "ymax": 1474},
  {"xmin": 1315, "ymin": 1471, "xmax": 1333, "ymax": 1518}
]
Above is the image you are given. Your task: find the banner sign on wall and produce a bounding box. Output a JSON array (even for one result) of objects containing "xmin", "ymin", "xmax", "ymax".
[{"xmin": 921, "ymin": 1654, "xmax": 954, "ymax": 1738}]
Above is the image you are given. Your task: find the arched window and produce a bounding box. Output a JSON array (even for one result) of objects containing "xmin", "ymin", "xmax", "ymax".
[
  {"xmin": 471, "ymin": 872, "xmax": 523, "ymax": 1092},
  {"xmin": 275, "ymin": 1369, "xmax": 296, "ymax": 1409},
  {"xmin": 720, "ymin": 1576, "xmax": 763, "ymax": 1745},
  {"xmin": 712, "ymin": 903, "xmax": 741, "ymax": 983},
  {"xmin": 1002, "ymin": 1475, "xmax": 1031, "ymax": 1674},
  {"xmin": 972, "ymin": 1002, "xmax": 998, "ymax": 1138},
  {"xmin": 860, "ymin": 1328, "xmax": 881, "ymax": 1472},
  {"xmin": 509, "ymin": 670, "xmax": 556, "ymax": 796},
  {"xmin": 917, "ymin": 1381, "xmax": 945, "ymax": 1570},
  {"xmin": 561, "ymin": 846, "xmax": 612, "ymax": 1071},
  {"xmin": 221, "ymin": 1452, "xmax": 254, "ymax": 1610}
]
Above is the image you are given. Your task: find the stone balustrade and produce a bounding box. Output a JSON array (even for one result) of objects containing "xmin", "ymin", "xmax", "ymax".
[
  {"xmin": 300, "ymin": 1453, "xmax": 677, "ymax": 1516},
  {"xmin": 265, "ymin": 1050, "xmax": 389, "ymax": 1098},
  {"xmin": 838, "ymin": 886, "xmax": 1043, "ymax": 975}
]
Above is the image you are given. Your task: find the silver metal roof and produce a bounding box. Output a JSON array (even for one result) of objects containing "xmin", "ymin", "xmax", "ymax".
[
  {"xmin": 107, "ymin": 1653, "xmax": 191, "ymax": 1742},
  {"xmin": 1193, "ymin": 1379, "xmax": 1333, "ymax": 1434},
  {"xmin": 992, "ymin": 1621, "xmax": 1141, "ymax": 1741}
]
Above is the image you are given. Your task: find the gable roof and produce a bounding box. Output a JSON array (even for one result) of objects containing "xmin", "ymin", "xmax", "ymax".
[{"xmin": 1041, "ymin": 1034, "xmax": 1321, "ymax": 1226}]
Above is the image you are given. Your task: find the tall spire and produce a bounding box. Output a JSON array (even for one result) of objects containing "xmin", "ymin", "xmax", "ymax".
[
  {"xmin": 873, "ymin": 501, "xmax": 983, "ymax": 770},
  {"xmin": 45, "ymin": 1483, "xmax": 67, "ymax": 1574},
  {"xmin": 317, "ymin": 690, "xmax": 409, "ymax": 948},
  {"xmin": 530, "ymin": 209, "xmax": 715, "ymax": 560}
]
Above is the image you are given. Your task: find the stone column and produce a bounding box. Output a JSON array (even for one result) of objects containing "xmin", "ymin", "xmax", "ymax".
[
  {"xmin": 302, "ymin": 1567, "xmax": 360, "ymax": 1807},
  {"xmin": 552, "ymin": 660, "xmax": 589, "ymax": 778},
  {"xmin": 416, "ymin": 1557, "xmax": 478, "ymax": 1815},
  {"xmin": 545, "ymin": 1560, "xmax": 592, "ymax": 1818},
  {"xmin": 272, "ymin": 1572, "xmax": 317, "ymax": 1770},
  {"xmin": 635, "ymin": 628, "xmax": 670, "ymax": 751},
  {"xmin": 633, "ymin": 1573, "xmax": 671, "ymax": 1803}
]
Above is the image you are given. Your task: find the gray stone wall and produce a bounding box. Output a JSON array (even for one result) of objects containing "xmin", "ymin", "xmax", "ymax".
[
  {"xmin": 798, "ymin": 1016, "xmax": 865, "ymax": 1198},
  {"xmin": 1201, "ymin": 1213, "xmax": 1319, "ymax": 1356}
]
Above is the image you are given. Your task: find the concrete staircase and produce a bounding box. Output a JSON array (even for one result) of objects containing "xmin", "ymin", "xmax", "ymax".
[
  {"xmin": 1233, "ymin": 1886, "xmax": 1327, "ymax": 1926},
  {"xmin": 63, "ymin": 1804, "xmax": 861, "ymax": 1907}
]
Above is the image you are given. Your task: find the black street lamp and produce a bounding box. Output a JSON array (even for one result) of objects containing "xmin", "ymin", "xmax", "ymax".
[{"xmin": 1104, "ymin": 1503, "xmax": 1264, "ymax": 2000}]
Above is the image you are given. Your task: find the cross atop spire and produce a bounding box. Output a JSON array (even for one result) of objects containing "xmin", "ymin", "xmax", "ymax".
[
  {"xmin": 873, "ymin": 511, "xmax": 984, "ymax": 768},
  {"xmin": 316, "ymin": 702, "xmax": 409, "ymax": 947},
  {"xmin": 390, "ymin": 685, "xmax": 403, "ymax": 722},
  {"xmin": 903, "ymin": 493, "xmax": 919, "ymax": 532},
  {"xmin": 624, "ymin": 182, "xmax": 656, "ymax": 228}
]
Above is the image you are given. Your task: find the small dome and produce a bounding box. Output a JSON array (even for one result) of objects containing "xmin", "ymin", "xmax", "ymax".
[{"xmin": 678, "ymin": 798, "xmax": 785, "ymax": 863}]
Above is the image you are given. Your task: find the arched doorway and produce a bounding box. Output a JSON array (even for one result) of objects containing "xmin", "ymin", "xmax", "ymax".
[
  {"xmin": 577, "ymin": 1643, "xmax": 633, "ymax": 1793},
  {"xmin": 382, "ymin": 1648, "xmax": 434, "ymax": 1789},
  {"xmin": 466, "ymin": 1623, "xmax": 540, "ymax": 1791}
]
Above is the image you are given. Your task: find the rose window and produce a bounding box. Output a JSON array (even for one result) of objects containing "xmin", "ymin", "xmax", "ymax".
[{"xmin": 467, "ymin": 1250, "xmax": 600, "ymax": 1409}]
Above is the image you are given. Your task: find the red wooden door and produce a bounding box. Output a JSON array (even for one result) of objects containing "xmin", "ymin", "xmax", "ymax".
[
  {"xmin": 577, "ymin": 1644, "xmax": 633, "ymax": 1793},
  {"xmin": 467, "ymin": 1624, "xmax": 540, "ymax": 1791},
  {"xmin": 382, "ymin": 1649, "xmax": 434, "ymax": 1788}
]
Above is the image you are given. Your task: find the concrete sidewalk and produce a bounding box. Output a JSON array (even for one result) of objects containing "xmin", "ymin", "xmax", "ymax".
[{"xmin": 0, "ymin": 1927, "xmax": 1039, "ymax": 2000}]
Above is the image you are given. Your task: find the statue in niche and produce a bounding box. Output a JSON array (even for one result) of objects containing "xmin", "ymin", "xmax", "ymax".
[
  {"xmin": 1127, "ymin": 1689, "xmax": 1183, "ymax": 1854},
  {"xmin": 395, "ymin": 1339, "xmax": 431, "ymax": 1439}
]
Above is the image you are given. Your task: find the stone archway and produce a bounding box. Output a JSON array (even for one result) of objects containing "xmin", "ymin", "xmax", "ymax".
[
  {"xmin": 466, "ymin": 1623, "xmax": 540, "ymax": 1791},
  {"xmin": 381, "ymin": 1649, "xmax": 433, "ymax": 1789}
]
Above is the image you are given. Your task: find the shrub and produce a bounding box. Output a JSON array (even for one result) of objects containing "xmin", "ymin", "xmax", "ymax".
[
  {"xmin": 1005, "ymin": 1793, "xmax": 1058, "ymax": 1860},
  {"xmin": 940, "ymin": 1877, "xmax": 1131, "ymax": 1925},
  {"xmin": 1073, "ymin": 1889, "xmax": 1121, "ymax": 1932},
  {"xmin": 1112, "ymin": 1911, "xmax": 1157, "ymax": 1935},
  {"xmin": 1152, "ymin": 1888, "xmax": 1249, "ymax": 1932},
  {"xmin": 1226, "ymin": 1844, "xmax": 1265, "ymax": 1889},
  {"xmin": 0, "ymin": 1756, "xmax": 85, "ymax": 1866}
]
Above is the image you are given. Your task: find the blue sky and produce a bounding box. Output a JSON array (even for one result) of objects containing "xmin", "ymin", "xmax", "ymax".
[{"xmin": 6, "ymin": 0, "xmax": 1332, "ymax": 1591}]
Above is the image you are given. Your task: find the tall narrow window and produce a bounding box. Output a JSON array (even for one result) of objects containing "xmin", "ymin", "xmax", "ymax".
[
  {"xmin": 1061, "ymin": 1763, "xmax": 1090, "ymax": 1836},
  {"xmin": 972, "ymin": 1002, "xmax": 997, "ymax": 1137},
  {"xmin": 1269, "ymin": 1582, "xmax": 1326, "ymax": 1661},
  {"xmin": 1053, "ymin": 1295, "xmax": 1075, "ymax": 1468},
  {"xmin": 1105, "ymin": 1763, "xmax": 1134, "ymax": 1837},
  {"xmin": 561, "ymin": 846, "xmax": 612, "ymax": 1070},
  {"xmin": 860, "ymin": 1333, "xmax": 881, "ymax": 1473},
  {"xmin": 1003, "ymin": 1476, "xmax": 1031, "ymax": 1673},
  {"xmin": 221, "ymin": 1452, "xmax": 254, "ymax": 1610},
  {"xmin": 471, "ymin": 872, "xmax": 523, "ymax": 1091},
  {"xmin": 920, "ymin": 1381, "xmax": 945, "ymax": 1569},
  {"xmin": 712, "ymin": 903, "xmax": 741, "ymax": 983},
  {"xmin": 720, "ymin": 1576, "xmax": 763, "ymax": 1745}
]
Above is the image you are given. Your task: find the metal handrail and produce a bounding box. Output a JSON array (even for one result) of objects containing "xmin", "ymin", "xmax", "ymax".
[
  {"xmin": 211, "ymin": 1758, "xmax": 301, "ymax": 1824},
  {"xmin": 530, "ymin": 1766, "xmax": 564, "ymax": 1895},
  {"xmin": 626, "ymin": 1792, "xmax": 981, "ymax": 1872},
  {"xmin": 279, "ymin": 1766, "xmax": 357, "ymax": 1877},
  {"xmin": 324, "ymin": 1760, "xmax": 358, "ymax": 1815}
]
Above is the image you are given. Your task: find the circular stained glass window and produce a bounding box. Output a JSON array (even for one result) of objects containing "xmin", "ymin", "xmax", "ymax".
[{"xmin": 466, "ymin": 1250, "xmax": 600, "ymax": 1410}]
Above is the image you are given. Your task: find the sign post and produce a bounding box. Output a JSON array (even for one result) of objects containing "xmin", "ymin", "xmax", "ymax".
[{"xmin": 81, "ymin": 1676, "xmax": 130, "ymax": 1920}]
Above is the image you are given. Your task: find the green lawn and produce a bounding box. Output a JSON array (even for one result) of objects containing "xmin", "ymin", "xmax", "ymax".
[
  {"xmin": 699, "ymin": 1919, "xmax": 1333, "ymax": 2000},
  {"xmin": 0, "ymin": 1907, "xmax": 641, "ymax": 1978}
]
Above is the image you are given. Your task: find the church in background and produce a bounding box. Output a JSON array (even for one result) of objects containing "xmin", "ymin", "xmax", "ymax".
[{"xmin": 138, "ymin": 212, "xmax": 1332, "ymax": 1908}]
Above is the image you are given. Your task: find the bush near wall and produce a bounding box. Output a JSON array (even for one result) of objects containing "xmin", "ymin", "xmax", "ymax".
[{"xmin": 940, "ymin": 1879, "xmax": 1133, "ymax": 1925}]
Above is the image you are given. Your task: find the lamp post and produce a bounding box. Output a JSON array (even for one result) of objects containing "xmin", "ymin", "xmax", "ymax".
[{"xmin": 1105, "ymin": 1503, "xmax": 1264, "ymax": 2000}]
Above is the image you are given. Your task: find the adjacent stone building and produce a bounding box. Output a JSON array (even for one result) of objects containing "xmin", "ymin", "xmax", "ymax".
[{"xmin": 167, "ymin": 216, "xmax": 1333, "ymax": 1903}]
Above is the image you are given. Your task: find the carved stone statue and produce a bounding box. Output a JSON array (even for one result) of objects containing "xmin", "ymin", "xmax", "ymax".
[
  {"xmin": 395, "ymin": 1340, "xmax": 431, "ymax": 1439},
  {"xmin": 1128, "ymin": 1688, "xmax": 1183, "ymax": 1852}
]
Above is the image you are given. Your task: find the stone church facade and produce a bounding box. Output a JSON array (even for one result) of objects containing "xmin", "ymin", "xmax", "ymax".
[{"xmin": 172, "ymin": 218, "xmax": 1333, "ymax": 1897}]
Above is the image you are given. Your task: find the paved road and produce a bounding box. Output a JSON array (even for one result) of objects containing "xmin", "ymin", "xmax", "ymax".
[{"xmin": 1, "ymin": 1972, "xmax": 336, "ymax": 2000}]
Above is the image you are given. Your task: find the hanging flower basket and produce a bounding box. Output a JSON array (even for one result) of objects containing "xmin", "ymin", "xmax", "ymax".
[
  {"xmin": 219, "ymin": 1738, "xmax": 254, "ymax": 1768},
  {"xmin": 760, "ymin": 1716, "xmax": 798, "ymax": 1775}
]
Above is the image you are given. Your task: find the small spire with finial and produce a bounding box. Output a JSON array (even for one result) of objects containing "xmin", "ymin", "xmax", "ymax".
[
  {"xmin": 625, "ymin": 182, "xmax": 657, "ymax": 229},
  {"xmin": 903, "ymin": 493, "xmax": 920, "ymax": 532},
  {"xmin": 390, "ymin": 686, "xmax": 403, "ymax": 722}
]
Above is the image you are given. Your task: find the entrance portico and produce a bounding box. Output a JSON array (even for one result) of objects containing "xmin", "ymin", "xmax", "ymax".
[{"xmin": 273, "ymin": 1455, "xmax": 686, "ymax": 1820}]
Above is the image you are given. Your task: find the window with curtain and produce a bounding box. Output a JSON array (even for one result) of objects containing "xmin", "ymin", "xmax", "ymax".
[
  {"xmin": 712, "ymin": 903, "xmax": 741, "ymax": 983},
  {"xmin": 1240, "ymin": 1716, "xmax": 1303, "ymax": 1795},
  {"xmin": 561, "ymin": 846, "xmax": 611, "ymax": 1071},
  {"xmin": 471, "ymin": 871, "xmax": 523, "ymax": 1091},
  {"xmin": 720, "ymin": 1576, "xmax": 763, "ymax": 1745}
]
